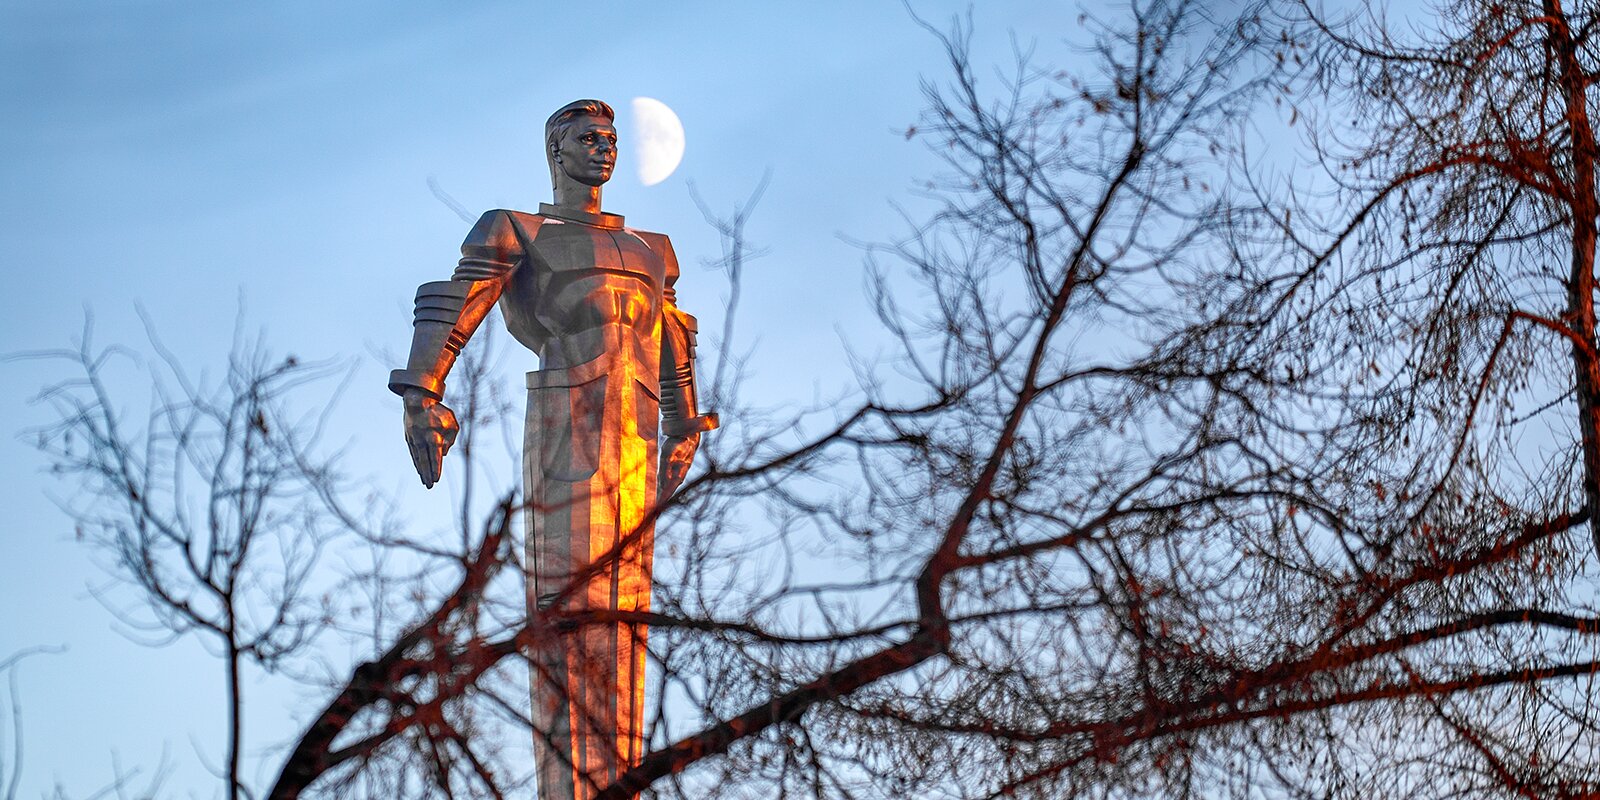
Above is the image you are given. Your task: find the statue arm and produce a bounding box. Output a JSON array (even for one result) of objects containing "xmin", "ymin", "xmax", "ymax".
[
  {"xmin": 659, "ymin": 305, "xmax": 718, "ymax": 437},
  {"xmin": 388, "ymin": 210, "xmax": 524, "ymax": 400},
  {"xmin": 651, "ymin": 235, "xmax": 717, "ymax": 497},
  {"xmin": 389, "ymin": 210, "xmax": 526, "ymax": 487}
]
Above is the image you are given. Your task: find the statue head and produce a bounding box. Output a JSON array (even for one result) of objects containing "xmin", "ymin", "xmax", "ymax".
[{"xmin": 545, "ymin": 99, "xmax": 617, "ymax": 190}]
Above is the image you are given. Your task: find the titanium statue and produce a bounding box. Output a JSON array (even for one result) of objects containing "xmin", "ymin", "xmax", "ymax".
[{"xmin": 389, "ymin": 99, "xmax": 716, "ymax": 800}]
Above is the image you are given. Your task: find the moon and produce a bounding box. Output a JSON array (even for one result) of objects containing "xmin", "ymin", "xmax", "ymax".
[{"xmin": 630, "ymin": 97, "xmax": 685, "ymax": 186}]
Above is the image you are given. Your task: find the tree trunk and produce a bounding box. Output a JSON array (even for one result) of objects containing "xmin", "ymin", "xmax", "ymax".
[{"xmin": 1548, "ymin": 0, "xmax": 1600, "ymax": 556}]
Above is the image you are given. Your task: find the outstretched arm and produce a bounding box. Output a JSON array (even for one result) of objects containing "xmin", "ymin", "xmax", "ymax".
[
  {"xmin": 649, "ymin": 234, "xmax": 718, "ymax": 498},
  {"xmin": 389, "ymin": 210, "xmax": 526, "ymax": 488},
  {"xmin": 658, "ymin": 306, "xmax": 717, "ymax": 497}
]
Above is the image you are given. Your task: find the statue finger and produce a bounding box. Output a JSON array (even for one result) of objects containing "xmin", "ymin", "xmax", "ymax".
[
  {"xmin": 661, "ymin": 462, "xmax": 687, "ymax": 497},
  {"xmin": 438, "ymin": 422, "xmax": 459, "ymax": 455},
  {"xmin": 406, "ymin": 432, "xmax": 434, "ymax": 488},
  {"xmin": 424, "ymin": 435, "xmax": 444, "ymax": 487}
]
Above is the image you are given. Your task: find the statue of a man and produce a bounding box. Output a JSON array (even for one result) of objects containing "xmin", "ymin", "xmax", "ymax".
[{"xmin": 388, "ymin": 98, "xmax": 716, "ymax": 800}]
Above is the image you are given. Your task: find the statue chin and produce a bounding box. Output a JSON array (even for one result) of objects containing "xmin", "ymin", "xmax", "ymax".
[{"xmin": 560, "ymin": 165, "xmax": 612, "ymax": 188}]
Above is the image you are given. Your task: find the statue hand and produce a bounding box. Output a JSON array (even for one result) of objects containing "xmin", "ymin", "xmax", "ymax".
[
  {"xmin": 402, "ymin": 390, "xmax": 459, "ymax": 489},
  {"xmin": 659, "ymin": 433, "xmax": 700, "ymax": 498}
]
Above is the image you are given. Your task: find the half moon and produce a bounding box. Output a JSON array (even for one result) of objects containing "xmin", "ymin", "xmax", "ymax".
[{"xmin": 630, "ymin": 97, "xmax": 686, "ymax": 186}]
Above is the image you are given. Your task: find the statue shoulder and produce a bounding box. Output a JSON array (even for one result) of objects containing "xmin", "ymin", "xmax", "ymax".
[
  {"xmin": 456, "ymin": 209, "xmax": 546, "ymax": 280},
  {"xmin": 625, "ymin": 229, "xmax": 680, "ymax": 287}
]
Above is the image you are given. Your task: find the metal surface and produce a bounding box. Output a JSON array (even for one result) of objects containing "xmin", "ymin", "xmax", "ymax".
[{"xmin": 390, "ymin": 99, "xmax": 715, "ymax": 799}]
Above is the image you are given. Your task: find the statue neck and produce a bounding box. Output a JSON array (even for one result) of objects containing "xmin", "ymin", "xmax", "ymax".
[{"xmin": 552, "ymin": 179, "xmax": 603, "ymax": 216}]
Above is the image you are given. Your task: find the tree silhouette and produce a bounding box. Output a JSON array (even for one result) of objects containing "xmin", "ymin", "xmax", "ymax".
[{"xmin": 30, "ymin": 1, "xmax": 1600, "ymax": 798}]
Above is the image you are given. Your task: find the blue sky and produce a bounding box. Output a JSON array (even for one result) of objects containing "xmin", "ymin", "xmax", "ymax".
[{"xmin": 0, "ymin": 1, "xmax": 1097, "ymax": 794}]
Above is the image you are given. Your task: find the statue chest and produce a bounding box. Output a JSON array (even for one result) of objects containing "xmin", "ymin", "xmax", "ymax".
[{"xmin": 501, "ymin": 220, "xmax": 667, "ymax": 338}]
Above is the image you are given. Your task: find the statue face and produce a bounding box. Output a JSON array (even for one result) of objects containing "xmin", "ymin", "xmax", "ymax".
[{"xmin": 553, "ymin": 115, "xmax": 618, "ymax": 187}]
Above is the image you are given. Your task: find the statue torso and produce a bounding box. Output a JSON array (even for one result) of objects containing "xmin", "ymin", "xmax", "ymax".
[{"xmin": 497, "ymin": 206, "xmax": 667, "ymax": 379}]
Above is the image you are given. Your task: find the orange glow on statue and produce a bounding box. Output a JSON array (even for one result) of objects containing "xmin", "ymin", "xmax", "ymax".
[{"xmin": 389, "ymin": 99, "xmax": 716, "ymax": 800}]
